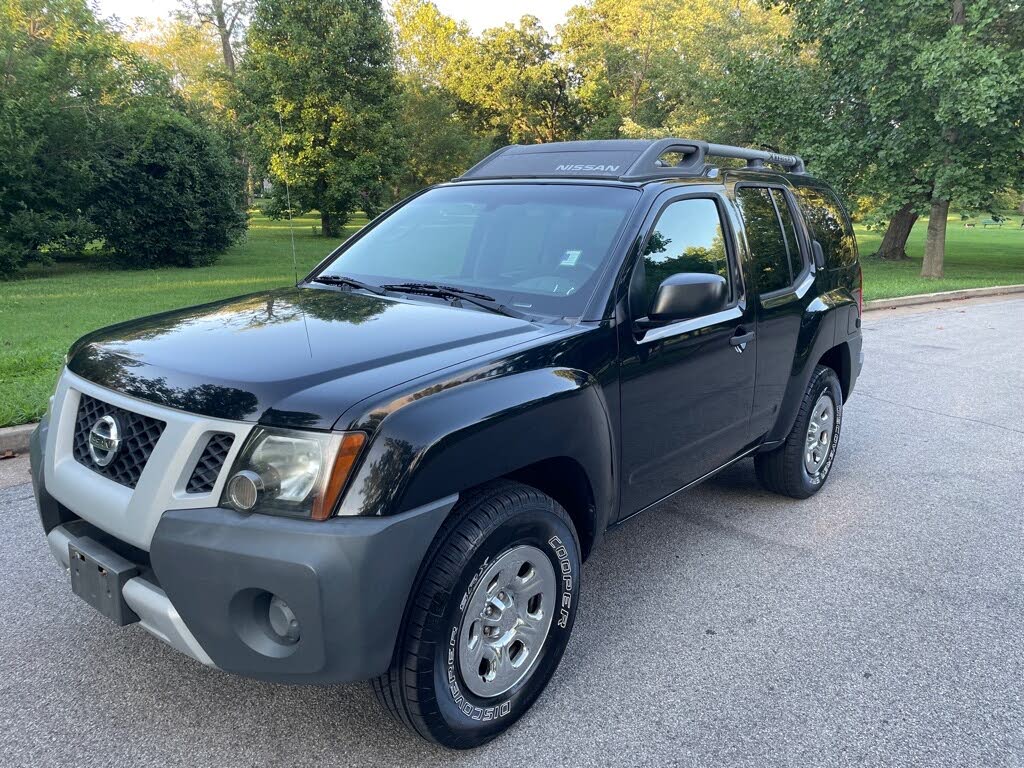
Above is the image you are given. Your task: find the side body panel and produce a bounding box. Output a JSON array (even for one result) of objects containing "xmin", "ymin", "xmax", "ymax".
[
  {"xmin": 726, "ymin": 176, "xmax": 825, "ymax": 439},
  {"xmin": 759, "ymin": 177, "xmax": 863, "ymax": 445},
  {"xmin": 615, "ymin": 186, "xmax": 758, "ymax": 517},
  {"xmin": 334, "ymin": 326, "xmax": 621, "ymax": 542}
]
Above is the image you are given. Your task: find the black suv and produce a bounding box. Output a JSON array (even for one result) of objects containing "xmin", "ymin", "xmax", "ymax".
[{"xmin": 30, "ymin": 139, "xmax": 863, "ymax": 748}]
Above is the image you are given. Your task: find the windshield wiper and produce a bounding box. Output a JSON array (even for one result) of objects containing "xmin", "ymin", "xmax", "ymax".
[
  {"xmin": 380, "ymin": 282, "xmax": 531, "ymax": 320},
  {"xmin": 311, "ymin": 274, "xmax": 386, "ymax": 295}
]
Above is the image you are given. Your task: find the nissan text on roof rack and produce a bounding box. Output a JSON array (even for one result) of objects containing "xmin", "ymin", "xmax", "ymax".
[{"xmin": 30, "ymin": 139, "xmax": 863, "ymax": 749}]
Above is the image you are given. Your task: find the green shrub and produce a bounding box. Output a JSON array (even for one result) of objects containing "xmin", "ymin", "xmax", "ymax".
[{"xmin": 90, "ymin": 106, "xmax": 248, "ymax": 268}]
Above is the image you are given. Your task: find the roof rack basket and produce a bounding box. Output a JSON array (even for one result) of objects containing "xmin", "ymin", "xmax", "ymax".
[
  {"xmin": 621, "ymin": 139, "xmax": 806, "ymax": 179},
  {"xmin": 456, "ymin": 138, "xmax": 806, "ymax": 182}
]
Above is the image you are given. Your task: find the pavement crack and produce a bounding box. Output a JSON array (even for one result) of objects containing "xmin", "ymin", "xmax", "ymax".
[{"xmin": 856, "ymin": 391, "xmax": 1024, "ymax": 436}]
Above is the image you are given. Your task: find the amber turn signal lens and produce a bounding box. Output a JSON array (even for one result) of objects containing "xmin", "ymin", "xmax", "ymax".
[{"xmin": 311, "ymin": 432, "xmax": 366, "ymax": 520}]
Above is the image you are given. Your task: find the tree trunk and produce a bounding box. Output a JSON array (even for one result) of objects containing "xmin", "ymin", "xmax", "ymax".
[
  {"xmin": 919, "ymin": 0, "xmax": 964, "ymax": 281},
  {"xmin": 875, "ymin": 203, "xmax": 918, "ymax": 260},
  {"xmin": 921, "ymin": 198, "xmax": 949, "ymax": 278},
  {"xmin": 212, "ymin": 0, "xmax": 237, "ymax": 76},
  {"xmin": 321, "ymin": 210, "xmax": 337, "ymax": 238}
]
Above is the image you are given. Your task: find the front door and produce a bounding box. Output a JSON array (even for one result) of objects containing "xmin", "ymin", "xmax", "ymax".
[{"xmin": 618, "ymin": 193, "xmax": 757, "ymax": 517}]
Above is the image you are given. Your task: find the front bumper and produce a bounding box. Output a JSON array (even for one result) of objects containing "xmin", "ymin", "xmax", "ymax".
[
  {"xmin": 47, "ymin": 523, "xmax": 215, "ymax": 666},
  {"xmin": 31, "ymin": 414, "xmax": 457, "ymax": 684}
]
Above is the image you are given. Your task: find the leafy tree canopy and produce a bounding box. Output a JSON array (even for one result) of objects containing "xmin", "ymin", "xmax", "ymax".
[{"xmin": 239, "ymin": 0, "xmax": 404, "ymax": 236}]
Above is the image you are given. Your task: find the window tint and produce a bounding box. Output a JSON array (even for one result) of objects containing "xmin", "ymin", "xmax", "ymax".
[
  {"xmin": 771, "ymin": 189, "xmax": 804, "ymax": 281},
  {"xmin": 640, "ymin": 198, "xmax": 729, "ymax": 310},
  {"xmin": 736, "ymin": 187, "xmax": 790, "ymax": 293},
  {"xmin": 793, "ymin": 186, "xmax": 857, "ymax": 268}
]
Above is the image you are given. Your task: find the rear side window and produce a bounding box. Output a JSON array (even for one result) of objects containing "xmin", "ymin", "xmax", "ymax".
[
  {"xmin": 793, "ymin": 186, "xmax": 857, "ymax": 268},
  {"xmin": 735, "ymin": 187, "xmax": 791, "ymax": 293},
  {"xmin": 771, "ymin": 189, "xmax": 805, "ymax": 281},
  {"xmin": 639, "ymin": 197, "xmax": 730, "ymax": 310}
]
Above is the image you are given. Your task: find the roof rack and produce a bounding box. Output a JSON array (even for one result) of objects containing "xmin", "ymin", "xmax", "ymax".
[{"xmin": 456, "ymin": 138, "xmax": 806, "ymax": 182}]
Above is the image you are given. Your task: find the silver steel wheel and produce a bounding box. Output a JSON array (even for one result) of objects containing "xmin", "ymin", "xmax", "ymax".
[
  {"xmin": 457, "ymin": 544, "xmax": 556, "ymax": 698},
  {"xmin": 804, "ymin": 392, "xmax": 835, "ymax": 476}
]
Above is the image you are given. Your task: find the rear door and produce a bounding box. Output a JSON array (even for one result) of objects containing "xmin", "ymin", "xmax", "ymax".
[
  {"xmin": 732, "ymin": 184, "xmax": 815, "ymax": 438},
  {"xmin": 617, "ymin": 191, "xmax": 757, "ymax": 517}
]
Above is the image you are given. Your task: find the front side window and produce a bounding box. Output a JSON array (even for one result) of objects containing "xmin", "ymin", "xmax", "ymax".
[
  {"xmin": 639, "ymin": 197, "xmax": 730, "ymax": 310},
  {"xmin": 735, "ymin": 187, "xmax": 792, "ymax": 293},
  {"xmin": 315, "ymin": 184, "xmax": 640, "ymax": 317}
]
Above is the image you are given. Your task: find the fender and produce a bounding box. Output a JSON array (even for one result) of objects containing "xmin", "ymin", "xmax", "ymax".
[
  {"xmin": 765, "ymin": 291, "xmax": 842, "ymax": 444},
  {"xmin": 335, "ymin": 365, "xmax": 617, "ymax": 539}
]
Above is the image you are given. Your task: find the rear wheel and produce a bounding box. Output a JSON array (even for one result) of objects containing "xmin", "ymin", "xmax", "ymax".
[
  {"xmin": 371, "ymin": 481, "xmax": 581, "ymax": 749},
  {"xmin": 755, "ymin": 364, "xmax": 843, "ymax": 498}
]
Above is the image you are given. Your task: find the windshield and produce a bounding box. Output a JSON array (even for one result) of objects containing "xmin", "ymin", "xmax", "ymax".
[{"xmin": 313, "ymin": 184, "xmax": 640, "ymax": 317}]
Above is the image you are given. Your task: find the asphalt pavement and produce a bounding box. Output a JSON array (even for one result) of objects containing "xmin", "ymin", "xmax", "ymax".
[{"xmin": 1, "ymin": 297, "xmax": 1022, "ymax": 767}]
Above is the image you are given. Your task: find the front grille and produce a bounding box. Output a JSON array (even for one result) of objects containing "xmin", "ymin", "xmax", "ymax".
[
  {"xmin": 186, "ymin": 433, "xmax": 234, "ymax": 494},
  {"xmin": 72, "ymin": 393, "xmax": 166, "ymax": 489}
]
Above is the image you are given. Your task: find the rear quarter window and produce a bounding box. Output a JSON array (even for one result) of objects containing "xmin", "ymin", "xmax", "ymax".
[{"xmin": 793, "ymin": 186, "xmax": 858, "ymax": 268}]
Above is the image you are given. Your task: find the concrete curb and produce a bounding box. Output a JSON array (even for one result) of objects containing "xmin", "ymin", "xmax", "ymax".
[
  {"xmin": 0, "ymin": 423, "xmax": 35, "ymax": 457},
  {"xmin": 865, "ymin": 283, "xmax": 1024, "ymax": 312}
]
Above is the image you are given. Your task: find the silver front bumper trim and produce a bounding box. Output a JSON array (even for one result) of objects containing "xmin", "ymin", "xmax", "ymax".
[{"xmin": 46, "ymin": 527, "xmax": 216, "ymax": 668}]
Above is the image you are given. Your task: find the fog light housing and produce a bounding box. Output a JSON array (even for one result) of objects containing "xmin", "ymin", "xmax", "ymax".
[{"xmin": 267, "ymin": 595, "xmax": 300, "ymax": 644}]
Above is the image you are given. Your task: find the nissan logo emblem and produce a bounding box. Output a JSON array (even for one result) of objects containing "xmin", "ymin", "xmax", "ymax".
[{"xmin": 88, "ymin": 414, "xmax": 122, "ymax": 467}]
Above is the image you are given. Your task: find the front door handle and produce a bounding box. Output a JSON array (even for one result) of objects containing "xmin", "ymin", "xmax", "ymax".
[{"xmin": 730, "ymin": 329, "xmax": 755, "ymax": 346}]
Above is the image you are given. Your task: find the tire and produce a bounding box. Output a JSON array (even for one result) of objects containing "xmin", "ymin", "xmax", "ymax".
[
  {"xmin": 371, "ymin": 481, "xmax": 581, "ymax": 749},
  {"xmin": 755, "ymin": 364, "xmax": 844, "ymax": 499}
]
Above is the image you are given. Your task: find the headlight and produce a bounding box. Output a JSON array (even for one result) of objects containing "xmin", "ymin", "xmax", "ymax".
[{"xmin": 221, "ymin": 428, "xmax": 366, "ymax": 520}]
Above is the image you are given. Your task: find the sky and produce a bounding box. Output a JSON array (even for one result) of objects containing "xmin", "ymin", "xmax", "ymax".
[{"xmin": 93, "ymin": 0, "xmax": 577, "ymax": 33}]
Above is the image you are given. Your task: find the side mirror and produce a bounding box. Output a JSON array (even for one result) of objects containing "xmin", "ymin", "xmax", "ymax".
[{"xmin": 639, "ymin": 272, "xmax": 727, "ymax": 328}]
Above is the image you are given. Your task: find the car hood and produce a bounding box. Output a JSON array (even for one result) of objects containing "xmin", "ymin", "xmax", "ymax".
[{"xmin": 67, "ymin": 287, "xmax": 560, "ymax": 429}]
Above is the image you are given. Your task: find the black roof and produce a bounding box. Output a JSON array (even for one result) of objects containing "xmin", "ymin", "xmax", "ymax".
[{"xmin": 456, "ymin": 138, "xmax": 806, "ymax": 183}]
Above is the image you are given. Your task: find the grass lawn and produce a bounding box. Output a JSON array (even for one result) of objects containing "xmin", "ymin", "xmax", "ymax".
[
  {"xmin": 857, "ymin": 214, "xmax": 1024, "ymax": 300},
  {"xmin": 1, "ymin": 209, "xmax": 1022, "ymax": 427},
  {"xmin": 0, "ymin": 211, "xmax": 363, "ymax": 428}
]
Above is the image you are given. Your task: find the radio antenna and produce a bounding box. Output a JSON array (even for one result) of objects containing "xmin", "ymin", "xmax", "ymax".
[{"xmin": 277, "ymin": 111, "xmax": 299, "ymax": 286}]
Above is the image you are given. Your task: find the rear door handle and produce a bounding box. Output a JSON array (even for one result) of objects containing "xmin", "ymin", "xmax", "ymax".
[{"xmin": 730, "ymin": 329, "xmax": 755, "ymax": 346}]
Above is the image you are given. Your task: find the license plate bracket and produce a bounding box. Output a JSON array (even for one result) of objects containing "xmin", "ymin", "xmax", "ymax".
[{"xmin": 68, "ymin": 537, "xmax": 140, "ymax": 626}]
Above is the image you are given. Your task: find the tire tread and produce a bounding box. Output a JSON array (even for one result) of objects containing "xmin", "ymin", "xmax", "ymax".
[
  {"xmin": 755, "ymin": 364, "xmax": 842, "ymax": 499},
  {"xmin": 370, "ymin": 480, "xmax": 575, "ymax": 748}
]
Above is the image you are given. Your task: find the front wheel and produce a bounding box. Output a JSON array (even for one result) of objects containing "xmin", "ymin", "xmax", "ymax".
[
  {"xmin": 371, "ymin": 481, "xmax": 581, "ymax": 749},
  {"xmin": 755, "ymin": 364, "xmax": 844, "ymax": 499}
]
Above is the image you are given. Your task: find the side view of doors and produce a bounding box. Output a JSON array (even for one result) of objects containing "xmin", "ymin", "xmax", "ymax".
[
  {"xmin": 616, "ymin": 190, "xmax": 757, "ymax": 518},
  {"xmin": 732, "ymin": 183, "xmax": 817, "ymax": 438}
]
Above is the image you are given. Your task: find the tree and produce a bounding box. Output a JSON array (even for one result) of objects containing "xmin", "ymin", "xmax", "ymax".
[
  {"xmin": 393, "ymin": 83, "xmax": 490, "ymax": 197},
  {"xmin": 390, "ymin": 0, "xmax": 489, "ymax": 194},
  {"xmin": 90, "ymin": 105, "xmax": 247, "ymax": 268},
  {"xmin": 450, "ymin": 16, "xmax": 585, "ymax": 144},
  {"xmin": 239, "ymin": 0, "xmax": 405, "ymax": 237},
  {"xmin": 131, "ymin": 17, "xmax": 234, "ymax": 115},
  {"xmin": 0, "ymin": 0, "xmax": 168, "ymax": 276},
  {"xmin": 917, "ymin": 0, "xmax": 1024, "ymax": 278},
  {"xmin": 782, "ymin": 0, "xmax": 1024, "ymax": 277},
  {"xmin": 393, "ymin": 2, "xmax": 586, "ymax": 147},
  {"xmin": 391, "ymin": 0, "xmax": 470, "ymax": 86},
  {"xmin": 0, "ymin": 0, "xmax": 249, "ymax": 278},
  {"xmin": 560, "ymin": 0, "xmax": 679, "ymax": 137},
  {"xmin": 179, "ymin": 0, "xmax": 251, "ymax": 75}
]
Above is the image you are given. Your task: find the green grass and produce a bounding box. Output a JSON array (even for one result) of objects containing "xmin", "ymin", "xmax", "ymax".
[
  {"xmin": 1, "ymin": 209, "xmax": 1022, "ymax": 427},
  {"xmin": 0, "ymin": 211, "xmax": 364, "ymax": 428},
  {"xmin": 857, "ymin": 214, "xmax": 1024, "ymax": 300}
]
